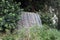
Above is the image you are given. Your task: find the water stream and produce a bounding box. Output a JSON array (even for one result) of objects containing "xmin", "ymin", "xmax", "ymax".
[{"xmin": 18, "ymin": 12, "xmax": 42, "ymax": 29}]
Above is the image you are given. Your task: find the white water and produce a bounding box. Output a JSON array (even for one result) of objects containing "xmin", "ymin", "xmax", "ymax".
[{"xmin": 17, "ymin": 12, "xmax": 42, "ymax": 29}]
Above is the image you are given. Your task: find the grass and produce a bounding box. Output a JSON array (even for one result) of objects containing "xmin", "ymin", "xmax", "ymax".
[{"xmin": 0, "ymin": 25, "xmax": 60, "ymax": 40}]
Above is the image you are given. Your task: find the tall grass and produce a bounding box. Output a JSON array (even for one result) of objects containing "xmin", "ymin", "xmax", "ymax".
[
  {"xmin": 18, "ymin": 25, "xmax": 60, "ymax": 40},
  {"xmin": 1, "ymin": 25, "xmax": 60, "ymax": 40}
]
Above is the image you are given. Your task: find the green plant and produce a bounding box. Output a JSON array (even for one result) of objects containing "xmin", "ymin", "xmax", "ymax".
[
  {"xmin": 2, "ymin": 34, "xmax": 15, "ymax": 40},
  {"xmin": 39, "ymin": 12, "xmax": 54, "ymax": 27},
  {"xmin": 18, "ymin": 25, "xmax": 60, "ymax": 40},
  {"xmin": 0, "ymin": 0, "xmax": 21, "ymax": 33}
]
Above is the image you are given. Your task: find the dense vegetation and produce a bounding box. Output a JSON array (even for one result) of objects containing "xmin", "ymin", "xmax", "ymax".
[
  {"xmin": 0, "ymin": 0, "xmax": 21, "ymax": 33},
  {"xmin": 15, "ymin": 0, "xmax": 59, "ymax": 28},
  {"xmin": 0, "ymin": 25, "xmax": 60, "ymax": 40},
  {"xmin": 0, "ymin": 0, "xmax": 60, "ymax": 40},
  {"xmin": 14, "ymin": 0, "xmax": 60, "ymax": 11}
]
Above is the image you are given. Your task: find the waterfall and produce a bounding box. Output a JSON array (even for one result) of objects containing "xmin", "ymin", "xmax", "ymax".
[{"xmin": 17, "ymin": 12, "xmax": 42, "ymax": 29}]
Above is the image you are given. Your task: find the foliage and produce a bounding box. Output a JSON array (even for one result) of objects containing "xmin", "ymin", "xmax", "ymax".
[
  {"xmin": 15, "ymin": 0, "xmax": 59, "ymax": 12},
  {"xmin": 0, "ymin": 0, "xmax": 21, "ymax": 33},
  {"xmin": 0, "ymin": 25, "xmax": 60, "ymax": 40},
  {"xmin": 2, "ymin": 35, "xmax": 15, "ymax": 40},
  {"xmin": 18, "ymin": 25, "xmax": 60, "ymax": 40},
  {"xmin": 39, "ymin": 12, "xmax": 53, "ymax": 27}
]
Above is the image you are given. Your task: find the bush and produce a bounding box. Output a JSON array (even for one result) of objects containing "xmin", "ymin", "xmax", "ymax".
[
  {"xmin": 39, "ymin": 12, "xmax": 54, "ymax": 27},
  {"xmin": 2, "ymin": 35, "xmax": 15, "ymax": 40},
  {"xmin": 0, "ymin": 0, "xmax": 21, "ymax": 33},
  {"xmin": 1, "ymin": 25, "xmax": 60, "ymax": 40},
  {"xmin": 18, "ymin": 25, "xmax": 60, "ymax": 40}
]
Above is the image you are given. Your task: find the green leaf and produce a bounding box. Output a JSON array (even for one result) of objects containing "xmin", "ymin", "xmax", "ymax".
[{"xmin": 0, "ymin": 18, "xmax": 3, "ymax": 21}]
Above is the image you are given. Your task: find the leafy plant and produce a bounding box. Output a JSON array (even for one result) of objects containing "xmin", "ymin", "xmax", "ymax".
[
  {"xmin": 18, "ymin": 25, "xmax": 60, "ymax": 40},
  {"xmin": 2, "ymin": 34, "xmax": 15, "ymax": 40},
  {"xmin": 0, "ymin": 0, "xmax": 21, "ymax": 33},
  {"xmin": 39, "ymin": 12, "xmax": 54, "ymax": 28}
]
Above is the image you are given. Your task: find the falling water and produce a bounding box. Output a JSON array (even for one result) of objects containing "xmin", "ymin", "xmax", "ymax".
[{"xmin": 17, "ymin": 12, "xmax": 42, "ymax": 29}]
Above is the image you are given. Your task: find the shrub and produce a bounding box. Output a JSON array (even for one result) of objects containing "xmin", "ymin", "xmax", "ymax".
[
  {"xmin": 2, "ymin": 35, "xmax": 15, "ymax": 40},
  {"xmin": 0, "ymin": 0, "xmax": 21, "ymax": 33},
  {"xmin": 39, "ymin": 12, "xmax": 55, "ymax": 28},
  {"xmin": 18, "ymin": 25, "xmax": 60, "ymax": 40}
]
